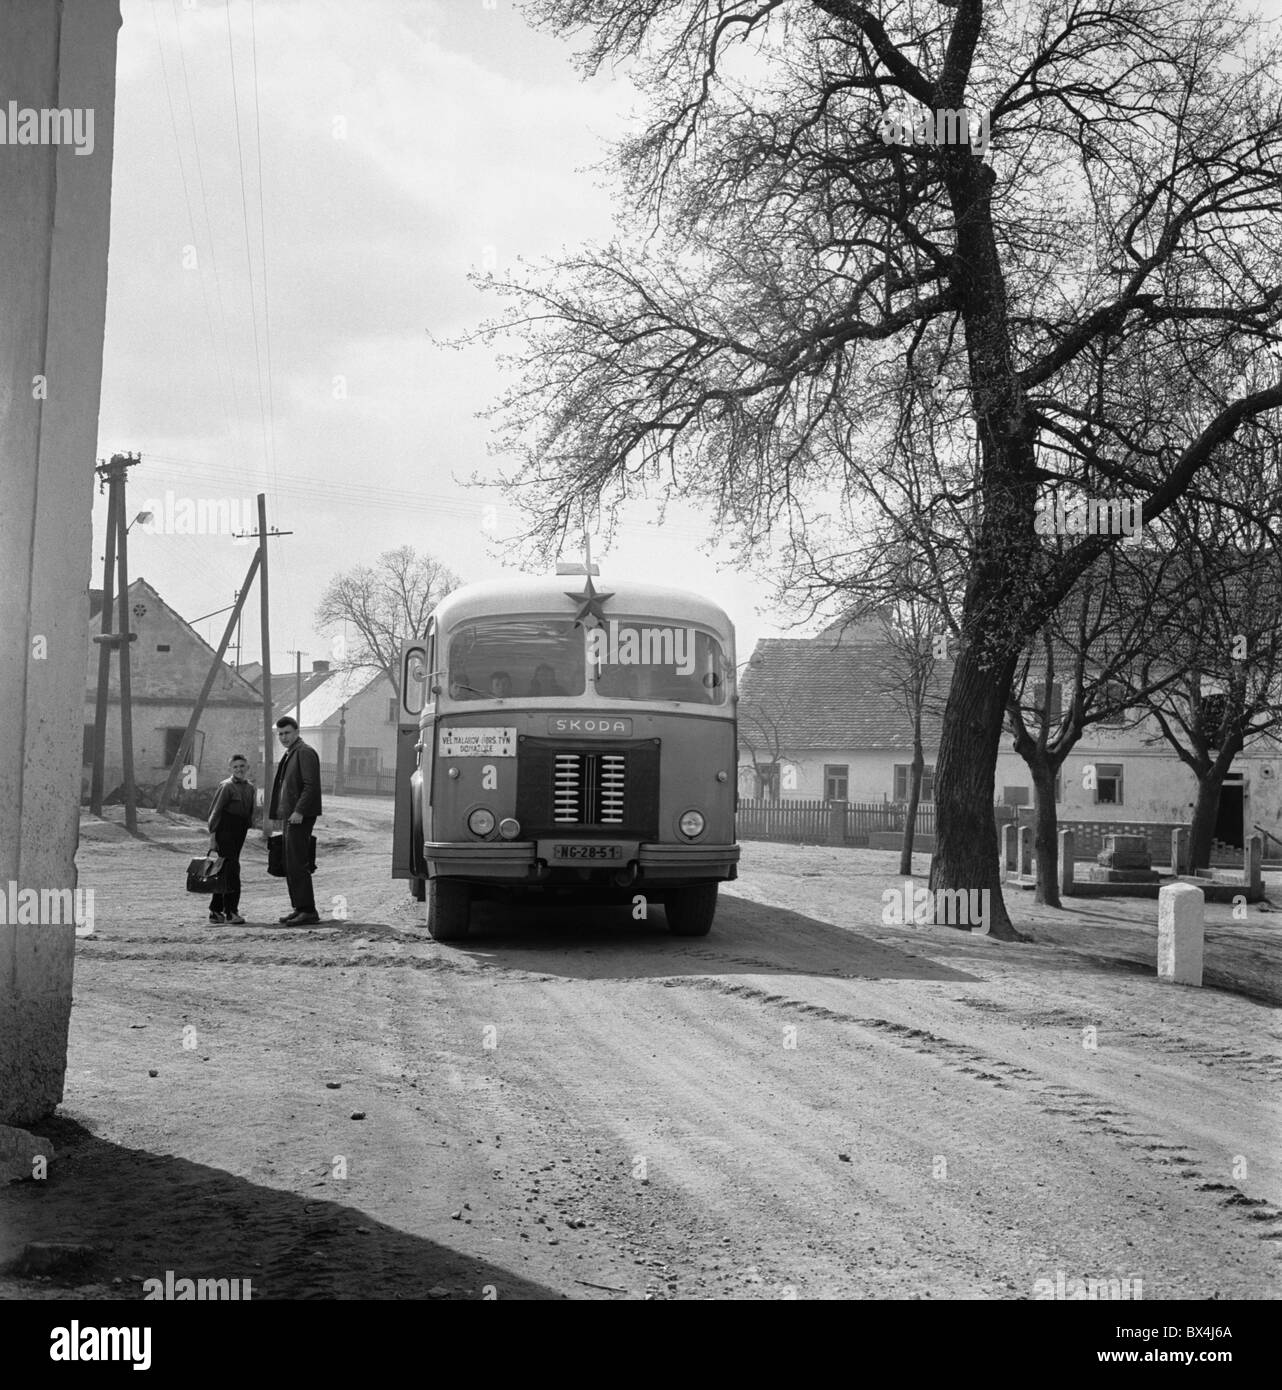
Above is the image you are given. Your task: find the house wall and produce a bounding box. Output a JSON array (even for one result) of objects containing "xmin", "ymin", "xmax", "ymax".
[
  {"xmin": 82, "ymin": 581, "xmax": 260, "ymax": 798},
  {"xmin": 82, "ymin": 701, "xmax": 261, "ymax": 799},
  {"xmin": 305, "ymin": 677, "xmax": 398, "ymax": 770},
  {"xmin": 739, "ymin": 728, "xmax": 1282, "ymax": 834}
]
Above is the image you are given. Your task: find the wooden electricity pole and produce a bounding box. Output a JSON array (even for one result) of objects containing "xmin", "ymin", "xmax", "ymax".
[
  {"xmin": 234, "ymin": 493, "xmax": 291, "ymax": 837},
  {"xmin": 155, "ymin": 550, "xmax": 262, "ymax": 813},
  {"xmin": 88, "ymin": 460, "xmax": 120, "ymax": 815},
  {"xmin": 89, "ymin": 452, "xmax": 140, "ymax": 827}
]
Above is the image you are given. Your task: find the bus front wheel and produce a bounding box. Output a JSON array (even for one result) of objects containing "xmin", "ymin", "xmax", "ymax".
[
  {"xmin": 663, "ymin": 882, "xmax": 718, "ymax": 937},
  {"xmin": 427, "ymin": 877, "xmax": 471, "ymax": 941}
]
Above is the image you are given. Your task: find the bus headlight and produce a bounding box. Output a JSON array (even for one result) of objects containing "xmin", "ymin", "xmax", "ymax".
[
  {"xmin": 468, "ymin": 808, "xmax": 496, "ymax": 836},
  {"xmin": 678, "ymin": 809, "xmax": 705, "ymax": 839},
  {"xmin": 498, "ymin": 817, "xmax": 521, "ymax": 840}
]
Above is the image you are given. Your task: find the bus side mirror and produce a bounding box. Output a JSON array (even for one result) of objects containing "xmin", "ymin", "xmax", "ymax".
[{"xmin": 399, "ymin": 642, "xmax": 428, "ymax": 719}]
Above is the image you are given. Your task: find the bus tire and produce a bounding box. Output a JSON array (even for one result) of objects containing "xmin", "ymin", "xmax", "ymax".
[
  {"xmin": 427, "ymin": 877, "xmax": 471, "ymax": 941},
  {"xmin": 664, "ymin": 882, "xmax": 718, "ymax": 937}
]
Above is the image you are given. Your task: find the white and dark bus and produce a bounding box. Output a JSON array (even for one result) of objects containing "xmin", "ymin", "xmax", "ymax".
[{"xmin": 392, "ymin": 574, "xmax": 740, "ymax": 940}]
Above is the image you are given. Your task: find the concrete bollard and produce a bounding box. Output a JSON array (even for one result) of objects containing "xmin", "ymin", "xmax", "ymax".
[
  {"xmin": 1157, "ymin": 883, "xmax": 1204, "ymax": 986},
  {"xmin": 1016, "ymin": 825, "xmax": 1031, "ymax": 879},
  {"xmin": 1001, "ymin": 822, "xmax": 1015, "ymax": 877},
  {"xmin": 1058, "ymin": 829, "xmax": 1075, "ymax": 898},
  {"xmin": 1171, "ymin": 825, "xmax": 1189, "ymax": 876},
  {"xmin": 1247, "ymin": 833, "xmax": 1263, "ymax": 896}
]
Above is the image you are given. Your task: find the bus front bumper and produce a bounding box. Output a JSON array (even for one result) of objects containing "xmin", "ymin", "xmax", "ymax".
[{"xmin": 424, "ymin": 841, "xmax": 740, "ymax": 882}]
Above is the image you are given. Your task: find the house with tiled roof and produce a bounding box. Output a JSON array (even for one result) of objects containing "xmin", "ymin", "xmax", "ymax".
[
  {"xmin": 83, "ymin": 578, "xmax": 261, "ymax": 800},
  {"xmin": 736, "ymin": 620, "xmax": 1282, "ymax": 856},
  {"xmin": 273, "ymin": 665, "xmax": 398, "ymax": 791}
]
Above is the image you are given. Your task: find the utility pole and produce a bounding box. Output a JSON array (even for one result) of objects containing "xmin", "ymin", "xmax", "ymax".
[
  {"xmin": 88, "ymin": 458, "xmax": 120, "ymax": 814},
  {"xmin": 115, "ymin": 455, "xmax": 140, "ymax": 832},
  {"xmin": 286, "ymin": 649, "xmax": 307, "ymax": 726},
  {"xmin": 156, "ymin": 550, "xmax": 262, "ymax": 813},
  {"xmin": 336, "ymin": 703, "xmax": 347, "ymax": 796},
  {"xmin": 234, "ymin": 493, "xmax": 292, "ymax": 837},
  {"xmin": 89, "ymin": 453, "xmax": 141, "ymax": 827}
]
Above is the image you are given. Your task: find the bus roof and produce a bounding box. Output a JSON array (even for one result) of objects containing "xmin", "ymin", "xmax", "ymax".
[{"xmin": 431, "ymin": 575, "xmax": 735, "ymax": 638}]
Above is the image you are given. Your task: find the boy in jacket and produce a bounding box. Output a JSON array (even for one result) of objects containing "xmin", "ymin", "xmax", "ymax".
[{"xmin": 207, "ymin": 754, "xmax": 255, "ymax": 924}]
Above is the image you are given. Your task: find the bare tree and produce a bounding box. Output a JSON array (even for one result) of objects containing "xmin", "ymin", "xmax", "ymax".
[
  {"xmin": 480, "ymin": 0, "xmax": 1282, "ymax": 937},
  {"xmin": 1005, "ymin": 544, "xmax": 1193, "ymax": 906},
  {"xmin": 1125, "ymin": 434, "xmax": 1282, "ymax": 866},
  {"xmin": 315, "ymin": 547, "xmax": 460, "ymax": 693},
  {"xmin": 737, "ymin": 691, "xmax": 792, "ymax": 801}
]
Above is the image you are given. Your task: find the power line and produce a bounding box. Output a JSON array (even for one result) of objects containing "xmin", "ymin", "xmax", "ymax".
[
  {"xmin": 149, "ymin": 0, "xmax": 236, "ymax": 451},
  {"xmin": 223, "ymin": 0, "xmax": 271, "ymax": 480},
  {"xmin": 169, "ymin": 0, "xmax": 245, "ymax": 465}
]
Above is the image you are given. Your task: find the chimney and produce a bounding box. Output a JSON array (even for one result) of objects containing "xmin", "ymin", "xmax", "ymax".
[{"xmin": 312, "ymin": 660, "xmax": 330, "ymax": 674}]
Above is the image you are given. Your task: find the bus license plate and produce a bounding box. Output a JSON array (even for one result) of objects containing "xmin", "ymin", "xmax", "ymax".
[{"xmin": 552, "ymin": 843, "xmax": 622, "ymax": 861}]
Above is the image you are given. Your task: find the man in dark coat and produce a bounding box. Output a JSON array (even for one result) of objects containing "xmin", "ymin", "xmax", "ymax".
[{"xmin": 269, "ymin": 716, "xmax": 323, "ymax": 924}]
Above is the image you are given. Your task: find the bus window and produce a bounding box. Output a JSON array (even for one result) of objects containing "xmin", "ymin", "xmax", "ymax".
[
  {"xmin": 446, "ymin": 618, "xmax": 586, "ymax": 700},
  {"xmin": 592, "ymin": 623, "xmax": 728, "ymax": 704}
]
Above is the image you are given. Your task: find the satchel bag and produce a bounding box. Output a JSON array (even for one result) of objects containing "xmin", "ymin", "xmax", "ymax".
[
  {"xmin": 186, "ymin": 855, "xmax": 227, "ymax": 894},
  {"xmin": 267, "ymin": 832, "xmax": 317, "ymax": 877}
]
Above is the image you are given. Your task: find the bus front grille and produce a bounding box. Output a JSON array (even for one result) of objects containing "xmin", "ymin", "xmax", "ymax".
[
  {"xmin": 553, "ymin": 752, "xmax": 627, "ymax": 826},
  {"xmin": 516, "ymin": 737, "xmax": 660, "ymax": 840}
]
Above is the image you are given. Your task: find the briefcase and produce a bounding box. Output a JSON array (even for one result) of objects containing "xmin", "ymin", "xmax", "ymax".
[
  {"xmin": 186, "ymin": 856, "xmax": 227, "ymax": 894},
  {"xmin": 267, "ymin": 833, "xmax": 317, "ymax": 877}
]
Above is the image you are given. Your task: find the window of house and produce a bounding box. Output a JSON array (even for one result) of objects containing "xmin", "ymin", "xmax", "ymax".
[
  {"xmin": 387, "ymin": 696, "xmax": 398, "ymax": 723},
  {"xmin": 1030, "ymin": 680, "xmax": 1063, "ymax": 723},
  {"xmin": 1054, "ymin": 772, "xmax": 1062, "ymax": 803},
  {"xmin": 1097, "ymin": 681, "xmax": 1127, "ymax": 726},
  {"xmin": 82, "ymin": 724, "xmax": 95, "ymax": 767},
  {"xmin": 756, "ymin": 765, "xmax": 780, "ymax": 800},
  {"xmin": 162, "ymin": 727, "xmax": 188, "ymax": 767},
  {"xmin": 824, "ymin": 764, "xmax": 849, "ymax": 801},
  {"xmin": 156, "ymin": 643, "xmax": 170, "ymax": 653},
  {"xmin": 348, "ymin": 747, "xmax": 379, "ymax": 776},
  {"xmin": 1094, "ymin": 763, "xmax": 1124, "ymax": 804},
  {"xmin": 1199, "ymin": 692, "xmax": 1229, "ymax": 748},
  {"xmin": 893, "ymin": 764, "xmax": 935, "ymax": 803}
]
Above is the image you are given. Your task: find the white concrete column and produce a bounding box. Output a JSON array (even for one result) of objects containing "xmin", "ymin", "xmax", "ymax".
[
  {"xmin": 1157, "ymin": 884, "xmax": 1204, "ymax": 987},
  {"xmin": 1000, "ymin": 822, "xmax": 1014, "ymax": 877},
  {"xmin": 1058, "ymin": 829, "xmax": 1074, "ymax": 898},
  {"xmin": 0, "ymin": 0, "xmax": 121, "ymax": 1124}
]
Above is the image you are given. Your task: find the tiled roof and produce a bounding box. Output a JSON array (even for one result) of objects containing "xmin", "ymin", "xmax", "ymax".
[{"xmin": 738, "ymin": 636, "xmax": 952, "ymax": 751}]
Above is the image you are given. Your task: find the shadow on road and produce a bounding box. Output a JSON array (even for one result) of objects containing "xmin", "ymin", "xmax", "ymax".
[
  {"xmin": 0, "ymin": 1117, "xmax": 561, "ymax": 1301},
  {"xmin": 447, "ymin": 891, "xmax": 981, "ymax": 986}
]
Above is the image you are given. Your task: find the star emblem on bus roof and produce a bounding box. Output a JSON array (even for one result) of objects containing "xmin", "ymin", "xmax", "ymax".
[{"xmin": 565, "ymin": 574, "xmax": 614, "ymax": 629}]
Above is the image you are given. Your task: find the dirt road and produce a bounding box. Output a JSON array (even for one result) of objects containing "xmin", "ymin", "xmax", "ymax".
[{"xmin": 3, "ymin": 798, "xmax": 1279, "ymax": 1300}]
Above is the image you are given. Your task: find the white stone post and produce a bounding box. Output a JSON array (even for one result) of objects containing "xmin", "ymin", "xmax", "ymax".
[
  {"xmin": 1157, "ymin": 884, "xmax": 1204, "ymax": 987},
  {"xmin": 1058, "ymin": 829, "xmax": 1075, "ymax": 898}
]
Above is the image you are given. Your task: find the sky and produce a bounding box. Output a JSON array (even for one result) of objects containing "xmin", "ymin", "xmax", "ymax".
[{"xmin": 96, "ymin": 0, "xmax": 798, "ymax": 673}]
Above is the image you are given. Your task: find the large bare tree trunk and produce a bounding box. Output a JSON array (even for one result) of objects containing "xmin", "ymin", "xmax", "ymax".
[
  {"xmin": 1188, "ymin": 773, "xmax": 1224, "ymax": 870},
  {"xmin": 1029, "ymin": 758, "xmax": 1060, "ymax": 908},
  {"xmin": 930, "ymin": 645, "xmax": 1021, "ymax": 938}
]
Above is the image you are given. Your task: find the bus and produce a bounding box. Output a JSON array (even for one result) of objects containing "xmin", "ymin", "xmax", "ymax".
[{"xmin": 391, "ymin": 573, "xmax": 740, "ymax": 940}]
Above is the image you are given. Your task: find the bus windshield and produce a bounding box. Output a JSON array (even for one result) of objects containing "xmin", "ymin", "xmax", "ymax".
[
  {"xmin": 447, "ymin": 618, "xmax": 586, "ymax": 700},
  {"xmin": 446, "ymin": 615, "xmax": 730, "ymax": 705}
]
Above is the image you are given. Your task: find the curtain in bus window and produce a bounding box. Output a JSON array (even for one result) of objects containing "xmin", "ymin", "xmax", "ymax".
[
  {"xmin": 446, "ymin": 619, "xmax": 587, "ymax": 700},
  {"xmin": 590, "ymin": 621, "xmax": 727, "ymax": 704}
]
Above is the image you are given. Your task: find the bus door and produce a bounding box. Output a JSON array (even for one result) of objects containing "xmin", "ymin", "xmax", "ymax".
[{"xmin": 392, "ymin": 632, "xmax": 431, "ymax": 881}]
